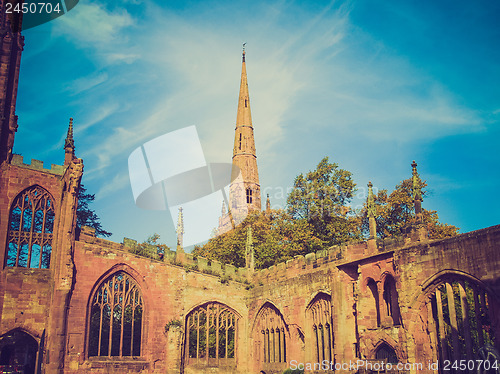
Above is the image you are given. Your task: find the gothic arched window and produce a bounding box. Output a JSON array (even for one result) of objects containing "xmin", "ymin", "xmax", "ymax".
[
  {"xmin": 6, "ymin": 186, "xmax": 55, "ymax": 269},
  {"xmin": 425, "ymin": 278, "xmax": 497, "ymax": 367},
  {"xmin": 307, "ymin": 293, "xmax": 333, "ymax": 363},
  {"xmin": 88, "ymin": 272, "xmax": 143, "ymax": 357},
  {"xmin": 255, "ymin": 304, "xmax": 288, "ymax": 364},
  {"xmin": 185, "ymin": 302, "xmax": 239, "ymax": 367}
]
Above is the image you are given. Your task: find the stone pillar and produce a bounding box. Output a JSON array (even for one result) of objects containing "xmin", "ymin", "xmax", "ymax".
[{"xmin": 165, "ymin": 324, "xmax": 184, "ymax": 374}]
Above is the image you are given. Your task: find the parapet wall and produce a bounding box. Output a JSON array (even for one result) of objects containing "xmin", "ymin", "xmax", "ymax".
[
  {"xmin": 78, "ymin": 226, "xmax": 398, "ymax": 285},
  {"xmin": 79, "ymin": 226, "xmax": 250, "ymax": 283},
  {"xmin": 11, "ymin": 154, "xmax": 65, "ymax": 175}
]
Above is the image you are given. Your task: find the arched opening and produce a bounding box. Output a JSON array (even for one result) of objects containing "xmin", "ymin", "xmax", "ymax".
[
  {"xmin": 0, "ymin": 330, "xmax": 38, "ymax": 374},
  {"xmin": 375, "ymin": 342, "xmax": 398, "ymax": 364},
  {"xmin": 5, "ymin": 186, "xmax": 55, "ymax": 269},
  {"xmin": 307, "ymin": 293, "xmax": 333, "ymax": 363},
  {"xmin": 185, "ymin": 302, "xmax": 239, "ymax": 368},
  {"xmin": 253, "ymin": 303, "xmax": 288, "ymax": 372},
  {"xmin": 88, "ymin": 271, "xmax": 143, "ymax": 358},
  {"xmin": 425, "ymin": 277, "xmax": 499, "ymax": 369},
  {"xmin": 367, "ymin": 278, "xmax": 381, "ymax": 328},
  {"xmin": 383, "ymin": 275, "xmax": 401, "ymax": 325}
]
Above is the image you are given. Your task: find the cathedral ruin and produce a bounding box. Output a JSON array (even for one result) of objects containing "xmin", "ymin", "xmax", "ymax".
[{"xmin": 0, "ymin": 3, "xmax": 499, "ymax": 373}]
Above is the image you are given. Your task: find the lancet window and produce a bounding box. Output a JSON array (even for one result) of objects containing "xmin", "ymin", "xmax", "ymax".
[
  {"xmin": 246, "ymin": 188, "xmax": 253, "ymax": 204},
  {"xmin": 425, "ymin": 278, "xmax": 498, "ymax": 368},
  {"xmin": 308, "ymin": 293, "xmax": 333, "ymax": 363},
  {"xmin": 6, "ymin": 186, "xmax": 54, "ymax": 269},
  {"xmin": 88, "ymin": 272, "xmax": 143, "ymax": 357},
  {"xmin": 185, "ymin": 302, "xmax": 238, "ymax": 367},
  {"xmin": 256, "ymin": 304, "xmax": 288, "ymax": 364}
]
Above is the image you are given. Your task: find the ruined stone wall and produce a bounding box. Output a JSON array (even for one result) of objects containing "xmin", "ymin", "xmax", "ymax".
[
  {"xmin": 0, "ymin": 160, "xmax": 64, "ymax": 341},
  {"xmin": 65, "ymin": 233, "xmax": 249, "ymax": 374},
  {"xmin": 1, "ymin": 155, "xmax": 499, "ymax": 374}
]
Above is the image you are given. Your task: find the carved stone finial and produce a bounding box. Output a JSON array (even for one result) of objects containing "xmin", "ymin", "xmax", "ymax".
[
  {"xmin": 65, "ymin": 118, "xmax": 75, "ymax": 150},
  {"xmin": 411, "ymin": 160, "xmax": 422, "ymax": 202},
  {"xmin": 245, "ymin": 226, "xmax": 254, "ymax": 271},
  {"xmin": 367, "ymin": 181, "xmax": 376, "ymax": 218},
  {"xmin": 176, "ymin": 207, "xmax": 184, "ymax": 248}
]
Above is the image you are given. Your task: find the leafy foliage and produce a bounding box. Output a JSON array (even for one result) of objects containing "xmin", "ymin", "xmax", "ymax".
[
  {"xmin": 76, "ymin": 184, "xmax": 112, "ymax": 237},
  {"xmin": 195, "ymin": 157, "xmax": 459, "ymax": 268},
  {"xmin": 286, "ymin": 157, "xmax": 362, "ymax": 246},
  {"xmin": 192, "ymin": 210, "xmax": 324, "ymax": 269},
  {"xmin": 361, "ymin": 177, "xmax": 459, "ymax": 239},
  {"xmin": 130, "ymin": 233, "xmax": 170, "ymax": 261}
]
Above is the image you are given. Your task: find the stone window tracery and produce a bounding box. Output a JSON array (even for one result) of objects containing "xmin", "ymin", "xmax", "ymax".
[
  {"xmin": 185, "ymin": 302, "xmax": 238, "ymax": 367},
  {"xmin": 6, "ymin": 186, "xmax": 54, "ymax": 269},
  {"xmin": 88, "ymin": 272, "xmax": 143, "ymax": 357},
  {"xmin": 425, "ymin": 278, "xmax": 497, "ymax": 367},
  {"xmin": 255, "ymin": 304, "xmax": 287, "ymax": 364},
  {"xmin": 308, "ymin": 293, "xmax": 333, "ymax": 363}
]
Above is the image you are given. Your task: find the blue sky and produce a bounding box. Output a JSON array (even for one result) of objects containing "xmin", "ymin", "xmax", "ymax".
[{"xmin": 15, "ymin": 0, "xmax": 500, "ymax": 248}]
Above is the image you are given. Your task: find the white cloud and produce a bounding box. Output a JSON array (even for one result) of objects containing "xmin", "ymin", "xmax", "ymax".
[
  {"xmin": 52, "ymin": 1, "xmax": 135, "ymax": 63},
  {"xmin": 70, "ymin": 0, "xmax": 485, "ymax": 213},
  {"xmin": 66, "ymin": 72, "xmax": 108, "ymax": 94}
]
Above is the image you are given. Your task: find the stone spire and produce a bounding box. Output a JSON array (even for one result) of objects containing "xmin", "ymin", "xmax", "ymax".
[
  {"xmin": 64, "ymin": 118, "xmax": 75, "ymax": 165},
  {"xmin": 176, "ymin": 207, "xmax": 184, "ymax": 249},
  {"xmin": 367, "ymin": 181, "xmax": 377, "ymax": 239},
  {"xmin": 231, "ymin": 46, "xmax": 261, "ymax": 212},
  {"xmin": 266, "ymin": 194, "xmax": 271, "ymax": 213}
]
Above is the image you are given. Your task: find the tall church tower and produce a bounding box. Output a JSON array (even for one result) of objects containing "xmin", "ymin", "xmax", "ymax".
[
  {"xmin": 218, "ymin": 48, "xmax": 261, "ymax": 234},
  {"xmin": 231, "ymin": 48, "xmax": 261, "ymax": 212},
  {"xmin": 0, "ymin": 1, "xmax": 24, "ymax": 164}
]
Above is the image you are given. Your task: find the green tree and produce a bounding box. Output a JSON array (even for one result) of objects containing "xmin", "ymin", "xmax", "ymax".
[
  {"xmin": 76, "ymin": 184, "xmax": 112, "ymax": 237},
  {"xmin": 192, "ymin": 210, "xmax": 324, "ymax": 269},
  {"xmin": 362, "ymin": 178, "xmax": 459, "ymax": 239},
  {"xmin": 286, "ymin": 157, "xmax": 362, "ymax": 246},
  {"xmin": 131, "ymin": 233, "xmax": 170, "ymax": 260}
]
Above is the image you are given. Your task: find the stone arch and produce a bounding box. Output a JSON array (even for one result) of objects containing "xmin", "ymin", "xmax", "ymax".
[
  {"xmin": 373, "ymin": 341, "xmax": 399, "ymax": 363},
  {"xmin": 306, "ymin": 292, "xmax": 333, "ymax": 364},
  {"xmin": 5, "ymin": 185, "xmax": 56, "ymax": 269},
  {"xmin": 415, "ymin": 271, "xmax": 500, "ymax": 368},
  {"xmin": 185, "ymin": 299, "xmax": 242, "ymax": 319},
  {"xmin": 306, "ymin": 290, "xmax": 331, "ymax": 309},
  {"xmin": 184, "ymin": 301, "xmax": 240, "ymax": 368},
  {"xmin": 85, "ymin": 268, "xmax": 146, "ymax": 358},
  {"xmin": 250, "ymin": 300, "xmax": 287, "ymax": 335},
  {"xmin": 0, "ymin": 328, "xmax": 40, "ymax": 374},
  {"xmin": 252, "ymin": 302, "xmax": 290, "ymax": 370}
]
